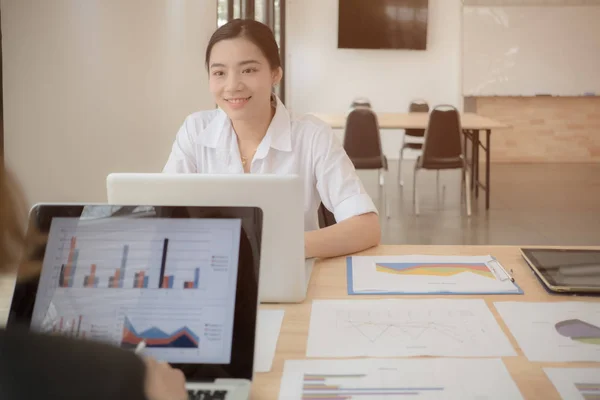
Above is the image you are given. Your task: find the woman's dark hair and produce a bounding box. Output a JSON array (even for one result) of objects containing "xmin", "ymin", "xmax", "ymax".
[{"xmin": 205, "ymin": 19, "xmax": 281, "ymax": 70}]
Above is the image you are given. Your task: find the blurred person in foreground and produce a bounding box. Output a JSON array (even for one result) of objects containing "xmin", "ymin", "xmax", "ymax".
[{"xmin": 0, "ymin": 161, "xmax": 188, "ymax": 400}]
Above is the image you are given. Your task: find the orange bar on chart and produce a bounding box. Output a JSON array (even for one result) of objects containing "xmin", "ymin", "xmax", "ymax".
[{"xmin": 114, "ymin": 270, "xmax": 120, "ymax": 288}]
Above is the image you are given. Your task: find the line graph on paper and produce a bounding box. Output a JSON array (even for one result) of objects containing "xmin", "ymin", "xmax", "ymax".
[
  {"xmin": 307, "ymin": 300, "xmax": 516, "ymax": 358},
  {"xmin": 336, "ymin": 309, "xmax": 473, "ymax": 345}
]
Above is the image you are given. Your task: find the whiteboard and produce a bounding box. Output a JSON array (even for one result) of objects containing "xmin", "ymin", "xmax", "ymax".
[{"xmin": 463, "ymin": 6, "xmax": 600, "ymax": 96}]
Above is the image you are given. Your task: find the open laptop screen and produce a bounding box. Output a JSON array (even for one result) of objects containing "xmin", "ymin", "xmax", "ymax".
[{"xmin": 9, "ymin": 205, "xmax": 262, "ymax": 379}]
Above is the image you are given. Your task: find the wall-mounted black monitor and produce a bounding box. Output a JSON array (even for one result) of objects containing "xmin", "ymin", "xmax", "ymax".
[{"xmin": 338, "ymin": 0, "xmax": 429, "ymax": 50}]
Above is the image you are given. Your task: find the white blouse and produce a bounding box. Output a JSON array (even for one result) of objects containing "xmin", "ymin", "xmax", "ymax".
[{"xmin": 163, "ymin": 96, "xmax": 378, "ymax": 231}]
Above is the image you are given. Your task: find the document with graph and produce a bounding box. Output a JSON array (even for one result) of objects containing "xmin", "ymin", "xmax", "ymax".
[
  {"xmin": 347, "ymin": 255, "xmax": 522, "ymax": 295},
  {"xmin": 494, "ymin": 302, "xmax": 600, "ymax": 362},
  {"xmin": 544, "ymin": 368, "xmax": 600, "ymax": 400},
  {"xmin": 306, "ymin": 299, "xmax": 516, "ymax": 358},
  {"xmin": 29, "ymin": 216, "xmax": 242, "ymax": 364},
  {"xmin": 279, "ymin": 358, "xmax": 524, "ymax": 400}
]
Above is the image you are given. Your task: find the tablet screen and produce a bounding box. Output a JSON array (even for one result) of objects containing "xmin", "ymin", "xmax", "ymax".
[
  {"xmin": 30, "ymin": 216, "xmax": 243, "ymax": 364},
  {"xmin": 522, "ymin": 248, "xmax": 600, "ymax": 288}
]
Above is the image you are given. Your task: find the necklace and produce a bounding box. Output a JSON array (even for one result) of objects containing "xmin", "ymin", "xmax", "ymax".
[{"xmin": 240, "ymin": 148, "xmax": 258, "ymax": 167}]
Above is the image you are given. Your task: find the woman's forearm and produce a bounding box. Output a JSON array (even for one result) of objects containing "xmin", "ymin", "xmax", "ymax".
[{"xmin": 305, "ymin": 212, "xmax": 381, "ymax": 259}]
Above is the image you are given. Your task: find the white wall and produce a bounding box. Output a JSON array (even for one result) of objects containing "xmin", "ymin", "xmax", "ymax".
[
  {"xmin": 2, "ymin": 0, "xmax": 216, "ymax": 205},
  {"xmin": 285, "ymin": 0, "xmax": 463, "ymax": 159}
]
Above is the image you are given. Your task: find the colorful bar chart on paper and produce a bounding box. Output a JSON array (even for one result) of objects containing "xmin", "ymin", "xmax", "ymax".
[
  {"xmin": 301, "ymin": 373, "xmax": 446, "ymax": 399},
  {"xmin": 120, "ymin": 316, "xmax": 200, "ymax": 349},
  {"xmin": 279, "ymin": 359, "xmax": 525, "ymax": 400},
  {"xmin": 576, "ymin": 382, "xmax": 600, "ymax": 400},
  {"xmin": 545, "ymin": 368, "xmax": 600, "ymax": 400}
]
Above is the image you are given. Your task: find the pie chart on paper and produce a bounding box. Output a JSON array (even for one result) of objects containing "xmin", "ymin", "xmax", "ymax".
[{"xmin": 555, "ymin": 319, "xmax": 600, "ymax": 345}]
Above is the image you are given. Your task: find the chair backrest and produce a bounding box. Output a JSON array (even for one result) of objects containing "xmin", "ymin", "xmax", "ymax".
[
  {"xmin": 406, "ymin": 100, "xmax": 430, "ymax": 138},
  {"xmin": 350, "ymin": 97, "xmax": 372, "ymax": 109},
  {"xmin": 343, "ymin": 107, "xmax": 384, "ymax": 163},
  {"xmin": 318, "ymin": 203, "xmax": 336, "ymax": 228},
  {"xmin": 420, "ymin": 105, "xmax": 464, "ymax": 169}
]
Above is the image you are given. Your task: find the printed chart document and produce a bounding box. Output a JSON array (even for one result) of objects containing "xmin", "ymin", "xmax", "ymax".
[
  {"xmin": 545, "ymin": 368, "xmax": 600, "ymax": 400},
  {"xmin": 495, "ymin": 302, "xmax": 600, "ymax": 362},
  {"xmin": 347, "ymin": 255, "xmax": 522, "ymax": 295},
  {"xmin": 306, "ymin": 299, "xmax": 516, "ymax": 358},
  {"xmin": 254, "ymin": 309, "xmax": 285, "ymax": 373},
  {"xmin": 279, "ymin": 358, "xmax": 524, "ymax": 400}
]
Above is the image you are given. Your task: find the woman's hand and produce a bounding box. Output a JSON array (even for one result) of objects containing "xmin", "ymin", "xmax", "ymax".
[{"xmin": 143, "ymin": 356, "xmax": 187, "ymax": 400}]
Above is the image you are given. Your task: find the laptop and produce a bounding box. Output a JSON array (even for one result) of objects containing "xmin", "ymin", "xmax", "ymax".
[
  {"xmin": 106, "ymin": 173, "xmax": 314, "ymax": 303},
  {"xmin": 521, "ymin": 248, "xmax": 600, "ymax": 294},
  {"xmin": 8, "ymin": 204, "xmax": 263, "ymax": 400}
]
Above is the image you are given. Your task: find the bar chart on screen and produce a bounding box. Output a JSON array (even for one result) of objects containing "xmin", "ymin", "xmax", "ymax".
[
  {"xmin": 48, "ymin": 219, "xmax": 230, "ymax": 292},
  {"xmin": 46, "ymin": 313, "xmax": 117, "ymax": 343}
]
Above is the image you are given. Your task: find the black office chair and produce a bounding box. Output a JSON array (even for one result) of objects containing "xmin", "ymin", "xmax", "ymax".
[
  {"xmin": 343, "ymin": 107, "xmax": 389, "ymax": 218},
  {"xmin": 413, "ymin": 105, "xmax": 471, "ymax": 216},
  {"xmin": 399, "ymin": 100, "xmax": 429, "ymax": 186},
  {"xmin": 318, "ymin": 203, "xmax": 336, "ymax": 228},
  {"xmin": 349, "ymin": 97, "xmax": 372, "ymax": 109}
]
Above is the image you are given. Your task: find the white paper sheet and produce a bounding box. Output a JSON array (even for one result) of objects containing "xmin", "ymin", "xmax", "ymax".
[
  {"xmin": 494, "ymin": 302, "xmax": 600, "ymax": 362},
  {"xmin": 254, "ymin": 309, "xmax": 285, "ymax": 373},
  {"xmin": 306, "ymin": 299, "xmax": 516, "ymax": 358},
  {"xmin": 279, "ymin": 358, "xmax": 524, "ymax": 400},
  {"xmin": 544, "ymin": 368, "xmax": 600, "ymax": 400},
  {"xmin": 350, "ymin": 255, "xmax": 520, "ymax": 294}
]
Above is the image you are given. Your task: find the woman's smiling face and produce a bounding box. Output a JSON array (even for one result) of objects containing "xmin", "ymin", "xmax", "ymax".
[{"xmin": 208, "ymin": 37, "xmax": 281, "ymax": 121}]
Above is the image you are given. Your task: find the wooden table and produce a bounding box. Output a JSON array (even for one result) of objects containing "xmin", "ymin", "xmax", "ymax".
[
  {"xmin": 310, "ymin": 112, "xmax": 511, "ymax": 210},
  {"xmin": 1, "ymin": 245, "xmax": 598, "ymax": 399},
  {"xmin": 252, "ymin": 245, "xmax": 600, "ymax": 400}
]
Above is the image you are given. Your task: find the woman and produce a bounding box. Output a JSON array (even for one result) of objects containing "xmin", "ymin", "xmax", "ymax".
[
  {"xmin": 0, "ymin": 163, "xmax": 187, "ymax": 400},
  {"xmin": 163, "ymin": 19, "xmax": 381, "ymax": 259}
]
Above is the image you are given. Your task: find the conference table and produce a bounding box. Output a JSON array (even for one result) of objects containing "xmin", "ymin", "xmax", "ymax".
[
  {"xmin": 310, "ymin": 112, "xmax": 511, "ymax": 210},
  {"xmin": 1, "ymin": 245, "xmax": 599, "ymax": 399},
  {"xmin": 252, "ymin": 245, "xmax": 599, "ymax": 399}
]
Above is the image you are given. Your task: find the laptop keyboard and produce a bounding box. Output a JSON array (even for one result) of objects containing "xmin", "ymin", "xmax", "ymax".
[{"xmin": 187, "ymin": 389, "xmax": 228, "ymax": 400}]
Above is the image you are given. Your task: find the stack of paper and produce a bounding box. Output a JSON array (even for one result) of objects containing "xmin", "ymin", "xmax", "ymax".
[{"xmin": 347, "ymin": 255, "xmax": 522, "ymax": 295}]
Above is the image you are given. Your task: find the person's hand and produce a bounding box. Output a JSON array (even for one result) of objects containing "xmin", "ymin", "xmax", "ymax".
[{"xmin": 143, "ymin": 356, "xmax": 187, "ymax": 400}]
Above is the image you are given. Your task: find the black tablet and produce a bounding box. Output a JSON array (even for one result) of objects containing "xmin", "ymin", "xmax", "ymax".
[
  {"xmin": 8, "ymin": 204, "xmax": 263, "ymax": 382},
  {"xmin": 521, "ymin": 248, "xmax": 600, "ymax": 294}
]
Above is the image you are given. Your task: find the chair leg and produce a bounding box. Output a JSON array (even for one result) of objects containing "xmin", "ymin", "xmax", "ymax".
[
  {"xmin": 398, "ymin": 147, "xmax": 405, "ymax": 186},
  {"xmin": 413, "ymin": 168, "xmax": 420, "ymax": 216},
  {"xmin": 380, "ymin": 170, "xmax": 390, "ymax": 219},
  {"xmin": 465, "ymin": 168, "xmax": 472, "ymax": 217}
]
